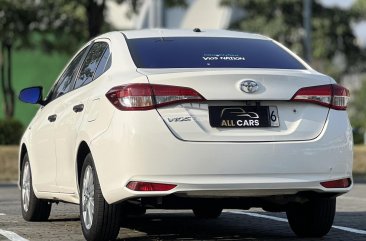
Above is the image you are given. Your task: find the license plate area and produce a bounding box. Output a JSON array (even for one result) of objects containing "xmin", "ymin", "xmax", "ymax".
[{"xmin": 208, "ymin": 106, "xmax": 280, "ymax": 128}]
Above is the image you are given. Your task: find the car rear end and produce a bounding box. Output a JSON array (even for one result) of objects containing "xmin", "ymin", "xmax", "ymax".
[{"xmin": 91, "ymin": 30, "xmax": 353, "ymax": 207}]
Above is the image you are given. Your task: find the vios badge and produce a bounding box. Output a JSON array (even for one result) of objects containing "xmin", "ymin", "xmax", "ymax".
[{"xmin": 240, "ymin": 80, "xmax": 259, "ymax": 93}]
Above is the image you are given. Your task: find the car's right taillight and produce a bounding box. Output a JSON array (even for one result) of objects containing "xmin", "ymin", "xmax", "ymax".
[
  {"xmin": 291, "ymin": 84, "xmax": 350, "ymax": 110},
  {"xmin": 106, "ymin": 83, "xmax": 205, "ymax": 111}
]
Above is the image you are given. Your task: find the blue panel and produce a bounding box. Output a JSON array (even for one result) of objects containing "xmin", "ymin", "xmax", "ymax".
[{"xmin": 19, "ymin": 87, "xmax": 42, "ymax": 104}]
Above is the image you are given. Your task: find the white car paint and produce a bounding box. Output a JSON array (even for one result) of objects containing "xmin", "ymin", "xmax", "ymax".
[{"xmin": 19, "ymin": 29, "xmax": 352, "ymax": 206}]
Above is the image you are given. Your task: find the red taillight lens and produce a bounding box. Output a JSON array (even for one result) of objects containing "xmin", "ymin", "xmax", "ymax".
[
  {"xmin": 320, "ymin": 178, "xmax": 352, "ymax": 188},
  {"xmin": 126, "ymin": 181, "xmax": 177, "ymax": 191},
  {"xmin": 106, "ymin": 84, "xmax": 205, "ymax": 110},
  {"xmin": 291, "ymin": 84, "xmax": 349, "ymax": 110}
]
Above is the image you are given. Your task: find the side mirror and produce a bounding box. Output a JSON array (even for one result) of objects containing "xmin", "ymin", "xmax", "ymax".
[{"xmin": 19, "ymin": 86, "xmax": 44, "ymax": 105}]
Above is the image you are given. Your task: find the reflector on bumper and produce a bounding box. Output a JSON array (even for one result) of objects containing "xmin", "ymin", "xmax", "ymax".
[
  {"xmin": 126, "ymin": 181, "xmax": 177, "ymax": 191},
  {"xmin": 320, "ymin": 178, "xmax": 351, "ymax": 188}
]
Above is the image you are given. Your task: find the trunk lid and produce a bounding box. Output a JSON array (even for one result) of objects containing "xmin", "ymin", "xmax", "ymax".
[{"xmin": 139, "ymin": 68, "xmax": 331, "ymax": 142}]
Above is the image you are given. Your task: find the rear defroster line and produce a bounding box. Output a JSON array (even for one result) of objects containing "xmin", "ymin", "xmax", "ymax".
[
  {"xmin": 227, "ymin": 210, "xmax": 366, "ymax": 235},
  {"xmin": 0, "ymin": 229, "xmax": 29, "ymax": 241}
]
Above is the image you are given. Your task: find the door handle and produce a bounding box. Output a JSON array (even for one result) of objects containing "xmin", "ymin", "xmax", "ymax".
[
  {"xmin": 48, "ymin": 114, "xmax": 57, "ymax": 122},
  {"xmin": 73, "ymin": 104, "xmax": 84, "ymax": 113}
]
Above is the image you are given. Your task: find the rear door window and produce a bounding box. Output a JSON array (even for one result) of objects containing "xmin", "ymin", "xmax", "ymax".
[
  {"xmin": 126, "ymin": 37, "xmax": 305, "ymax": 69},
  {"xmin": 93, "ymin": 47, "xmax": 111, "ymax": 80},
  {"xmin": 74, "ymin": 42, "xmax": 108, "ymax": 89}
]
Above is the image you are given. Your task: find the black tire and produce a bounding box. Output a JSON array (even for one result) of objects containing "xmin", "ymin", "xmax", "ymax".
[
  {"xmin": 193, "ymin": 206, "xmax": 223, "ymax": 219},
  {"xmin": 21, "ymin": 154, "xmax": 52, "ymax": 221},
  {"xmin": 80, "ymin": 153, "xmax": 121, "ymax": 241},
  {"xmin": 286, "ymin": 197, "xmax": 336, "ymax": 237}
]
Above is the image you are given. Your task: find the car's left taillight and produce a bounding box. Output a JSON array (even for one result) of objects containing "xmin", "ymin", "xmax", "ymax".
[
  {"xmin": 106, "ymin": 83, "xmax": 205, "ymax": 111},
  {"xmin": 291, "ymin": 84, "xmax": 350, "ymax": 110}
]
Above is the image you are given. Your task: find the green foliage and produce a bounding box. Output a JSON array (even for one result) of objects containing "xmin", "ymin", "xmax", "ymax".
[
  {"xmin": 352, "ymin": 0, "xmax": 366, "ymax": 20},
  {"xmin": 353, "ymin": 129, "xmax": 364, "ymax": 145},
  {"xmin": 0, "ymin": 0, "xmax": 88, "ymax": 53},
  {"xmin": 226, "ymin": 0, "xmax": 304, "ymax": 54},
  {"xmin": 0, "ymin": 0, "xmax": 148, "ymax": 52},
  {"xmin": 0, "ymin": 49, "xmax": 70, "ymax": 125},
  {"xmin": 0, "ymin": 0, "xmax": 36, "ymax": 45},
  {"xmin": 350, "ymin": 79, "xmax": 366, "ymax": 144},
  {"xmin": 0, "ymin": 119, "xmax": 23, "ymax": 145},
  {"xmin": 224, "ymin": 0, "xmax": 364, "ymax": 76}
]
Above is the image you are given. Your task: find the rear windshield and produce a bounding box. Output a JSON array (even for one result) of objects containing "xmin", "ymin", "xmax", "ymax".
[{"xmin": 126, "ymin": 37, "xmax": 306, "ymax": 69}]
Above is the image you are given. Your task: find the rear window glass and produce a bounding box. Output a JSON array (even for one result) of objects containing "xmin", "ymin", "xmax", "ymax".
[{"xmin": 126, "ymin": 37, "xmax": 306, "ymax": 69}]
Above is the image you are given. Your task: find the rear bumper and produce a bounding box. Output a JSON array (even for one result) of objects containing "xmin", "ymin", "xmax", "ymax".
[{"xmin": 91, "ymin": 109, "xmax": 353, "ymax": 204}]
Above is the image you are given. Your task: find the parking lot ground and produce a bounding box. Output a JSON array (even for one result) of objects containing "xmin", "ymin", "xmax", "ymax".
[{"xmin": 0, "ymin": 182, "xmax": 365, "ymax": 241}]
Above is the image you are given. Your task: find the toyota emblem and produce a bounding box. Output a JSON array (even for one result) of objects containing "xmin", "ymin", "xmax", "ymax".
[{"xmin": 240, "ymin": 80, "xmax": 259, "ymax": 93}]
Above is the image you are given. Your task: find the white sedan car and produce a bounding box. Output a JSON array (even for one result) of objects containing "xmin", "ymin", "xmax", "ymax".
[{"xmin": 18, "ymin": 29, "xmax": 353, "ymax": 241}]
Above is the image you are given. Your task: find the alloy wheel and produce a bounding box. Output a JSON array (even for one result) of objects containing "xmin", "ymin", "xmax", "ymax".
[
  {"xmin": 82, "ymin": 165, "xmax": 95, "ymax": 230},
  {"xmin": 22, "ymin": 162, "xmax": 31, "ymax": 212}
]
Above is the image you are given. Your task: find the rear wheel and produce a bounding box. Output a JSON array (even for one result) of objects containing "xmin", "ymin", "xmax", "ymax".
[
  {"xmin": 21, "ymin": 154, "xmax": 52, "ymax": 221},
  {"xmin": 80, "ymin": 154, "xmax": 121, "ymax": 241},
  {"xmin": 286, "ymin": 197, "xmax": 336, "ymax": 237},
  {"xmin": 193, "ymin": 206, "xmax": 223, "ymax": 219}
]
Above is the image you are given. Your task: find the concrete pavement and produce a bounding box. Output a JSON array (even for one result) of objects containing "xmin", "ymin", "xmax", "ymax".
[{"xmin": 0, "ymin": 183, "xmax": 365, "ymax": 241}]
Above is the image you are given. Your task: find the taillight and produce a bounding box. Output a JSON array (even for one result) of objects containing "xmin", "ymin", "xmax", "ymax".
[
  {"xmin": 126, "ymin": 181, "xmax": 177, "ymax": 191},
  {"xmin": 106, "ymin": 84, "xmax": 205, "ymax": 110},
  {"xmin": 291, "ymin": 84, "xmax": 349, "ymax": 110},
  {"xmin": 320, "ymin": 178, "xmax": 351, "ymax": 188}
]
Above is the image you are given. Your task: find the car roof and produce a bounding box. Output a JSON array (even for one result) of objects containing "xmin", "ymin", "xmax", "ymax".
[{"xmin": 121, "ymin": 29, "xmax": 270, "ymax": 40}]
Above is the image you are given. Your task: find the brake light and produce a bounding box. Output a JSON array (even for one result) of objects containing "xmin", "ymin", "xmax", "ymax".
[
  {"xmin": 126, "ymin": 181, "xmax": 177, "ymax": 191},
  {"xmin": 106, "ymin": 84, "xmax": 205, "ymax": 110},
  {"xmin": 291, "ymin": 84, "xmax": 349, "ymax": 110},
  {"xmin": 320, "ymin": 178, "xmax": 351, "ymax": 188}
]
